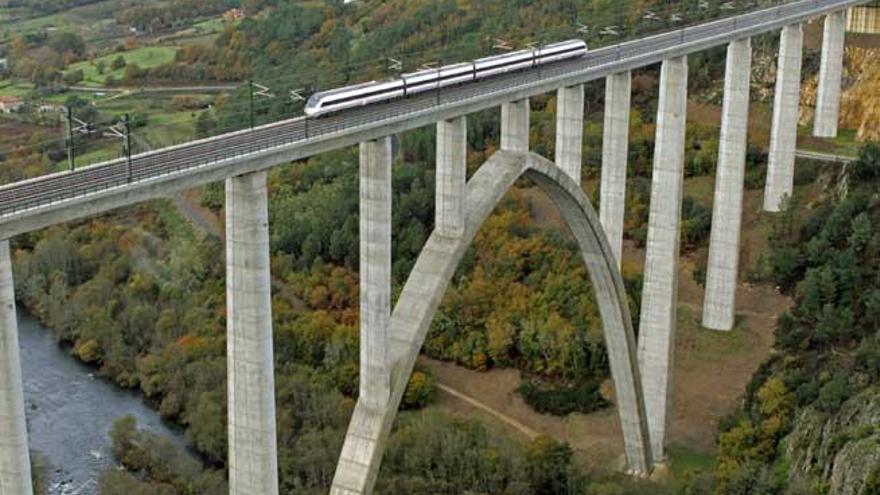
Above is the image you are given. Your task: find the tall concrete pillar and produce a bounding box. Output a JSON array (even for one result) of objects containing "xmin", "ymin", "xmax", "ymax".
[
  {"xmin": 814, "ymin": 11, "xmax": 846, "ymax": 138},
  {"xmin": 703, "ymin": 39, "xmax": 752, "ymax": 332},
  {"xmin": 637, "ymin": 56, "xmax": 688, "ymax": 463},
  {"xmin": 600, "ymin": 71, "xmax": 632, "ymax": 268},
  {"xmin": 555, "ymin": 85, "xmax": 584, "ymax": 183},
  {"xmin": 501, "ymin": 99, "xmax": 529, "ymax": 152},
  {"xmin": 0, "ymin": 241, "xmax": 32, "ymax": 495},
  {"xmin": 436, "ymin": 117, "xmax": 467, "ymax": 238},
  {"xmin": 226, "ymin": 171, "xmax": 278, "ymax": 495},
  {"xmin": 765, "ymin": 24, "xmax": 803, "ymax": 212},
  {"xmin": 359, "ymin": 137, "xmax": 392, "ymax": 411}
]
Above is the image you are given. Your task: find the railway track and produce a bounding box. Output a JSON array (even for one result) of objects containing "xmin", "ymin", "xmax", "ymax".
[{"xmin": 0, "ymin": 0, "xmax": 865, "ymax": 221}]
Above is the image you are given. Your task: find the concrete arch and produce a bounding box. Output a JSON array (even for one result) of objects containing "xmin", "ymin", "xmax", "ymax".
[{"xmin": 331, "ymin": 150, "xmax": 653, "ymax": 495}]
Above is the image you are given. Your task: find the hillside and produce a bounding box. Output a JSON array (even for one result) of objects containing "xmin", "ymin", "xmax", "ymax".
[{"xmin": 687, "ymin": 145, "xmax": 880, "ymax": 495}]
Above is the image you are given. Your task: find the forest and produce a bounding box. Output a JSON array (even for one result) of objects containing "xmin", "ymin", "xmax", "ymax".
[{"xmin": 691, "ymin": 145, "xmax": 880, "ymax": 494}]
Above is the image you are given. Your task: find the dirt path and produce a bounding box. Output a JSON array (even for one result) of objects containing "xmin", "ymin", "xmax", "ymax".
[
  {"xmin": 421, "ymin": 355, "xmax": 625, "ymax": 469},
  {"xmin": 435, "ymin": 382, "xmax": 539, "ymax": 440}
]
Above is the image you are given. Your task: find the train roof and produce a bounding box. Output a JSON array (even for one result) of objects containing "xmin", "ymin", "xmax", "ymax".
[{"xmin": 314, "ymin": 78, "xmax": 403, "ymax": 99}]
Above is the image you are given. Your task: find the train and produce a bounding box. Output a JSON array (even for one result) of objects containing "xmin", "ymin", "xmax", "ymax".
[{"xmin": 304, "ymin": 39, "xmax": 588, "ymax": 117}]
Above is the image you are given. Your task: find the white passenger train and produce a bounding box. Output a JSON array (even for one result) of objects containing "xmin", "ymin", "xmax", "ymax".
[{"xmin": 304, "ymin": 39, "xmax": 588, "ymax": 117}]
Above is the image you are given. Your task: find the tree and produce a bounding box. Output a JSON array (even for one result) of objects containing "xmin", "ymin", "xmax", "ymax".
[
  {"xmin": 195, "ymin": 111, "xmax": 218, "ymax": 138},
  {"xmin": 48, "ymin": 31, "xmax": 86, "ymax": 58},
  {"xmin": 111, "ymin": 55, "xmax": 127, "ymax": 71},
  {"xmin": 402, "ymin": 371, "xmax": 434, "ymax": 409},
  {"xmin": 525, "ymin": 436, "xmax": 576, "ymax": 495},
  {"xmin": 123, "ymin": 62, "xmax": 146, "ymax": 81},
  {"xmin": 63, "ymin": 69, "xmax": 84, "ymax": 85}
]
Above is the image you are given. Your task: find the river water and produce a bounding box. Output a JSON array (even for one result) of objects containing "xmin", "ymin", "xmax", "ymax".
[{"xmin": 17, "ymin": 310, "xmax": 187, "ymax": 494}]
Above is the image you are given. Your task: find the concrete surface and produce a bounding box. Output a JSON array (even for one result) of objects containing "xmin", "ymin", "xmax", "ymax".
[
  {"xmin": 0, "ymin": 240, "xmax": 33, "ymax": 495},
  {"xmin": 637, "ymin": 56, "xmax": 689, "ymax": 463},
  {"xmin": 436, "ymin": 118, "xmax": 467, "ymax": 238},
  {"xmin": 703, "ymin": 38, "xmax": 752, "ymax": 331},
  {"xmin": 765, "ymin": 23, "xmax": 804, "ymax": 212},
  {"xmin": 330, "ymin": 150, "xmax": 653, "ymax": 494},
  {"xmin": 501, "ymin": 99, "xmax": 530, "ymax": 152},
  {"xmin": 600, "ymin": 71, "xmax": 632, "ymax": 268},
  {"xmin": 555, "ymin": 85, "xmax": 585, "ymax": 182},
  {"xmin": 813, "ymin": 11, "xmax": 846, "ymax": 138},
  {"xmin": 226, "ymin": 171, "xmax": 279, "ymax": 495},
  {"xmin": 359, "ymin": 138, "xmax": 393, "ymax": 411}
]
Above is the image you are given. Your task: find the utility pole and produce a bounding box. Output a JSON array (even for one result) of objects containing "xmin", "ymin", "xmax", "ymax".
[
  {"xmin": 103, "ymin": 114, "xmax": 134, "ymax": 181},
  {"xmin": 124, "ymin": 113, "xmax": 133, "ymax": 181},
  {"xmin": 248, "ymin": 80, "xmax": 275, "ymax": 130},
  {"xmin": 65, "ymin": 106, "xmax": 75, "ymax": 171},
  {"xmin": 248, "ymin": 79, "xmax": 255, "ymax": 129}
]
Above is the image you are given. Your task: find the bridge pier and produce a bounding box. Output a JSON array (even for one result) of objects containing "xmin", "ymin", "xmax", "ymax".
[
  {"xmin": 358, "ymin": 137, "xmax": 393, "ymax": 410},
  {"xmin": 436, "ymin": 117, "xmax": 467, "ymax": 238},
  {"xmin": 329, "ymin": 137, "xmax": 394, "ymax": 495},
  {"xmin": 600, "ymin": 71, "xmax": 632, "ymax": 268},
  {"xmin": 555, "ymin": 85, "xmax": 584, "ymax": 183},
  {"xmin": 226, "ymin": 171, "xmax": 279, "ymax": 495},
  {"xmin": 637, "ymin": 56, "xmax": 688, "ymax": 463},
  {"xmin": 814, "ymin": 11, "xmax": 846, "ymax": 138},
  {"xmin": 765, "ymin": 23, "xmax": 803, "ymax": 212},
  {"xmin": 703, "ymin": 38, "xmax": 752, "ymax": 332},
  {"xmin": 0, "ymin": 241, "xmax": 32, "ymax": 495},
  {"xmin": 501, "ymin": 99, "xmax": 530, "ymax": 152}
]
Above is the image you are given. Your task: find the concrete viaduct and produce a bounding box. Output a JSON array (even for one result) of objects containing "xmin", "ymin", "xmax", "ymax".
[{"xmin": 0, "ymin": 0, "xmax": 866, "ymax": 493}]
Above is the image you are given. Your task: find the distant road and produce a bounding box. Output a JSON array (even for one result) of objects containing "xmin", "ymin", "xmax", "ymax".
[
  {"xmin": 68, "ymin": 84, "xmax": 240, "ymax": 94},
  {"xmin": 795, "ymin": 149, "xmax": 858, "ymax": 164}
]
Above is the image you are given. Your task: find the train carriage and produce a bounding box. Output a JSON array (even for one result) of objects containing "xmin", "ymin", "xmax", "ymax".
[{"xmin": 304, "ymin": 39, "xmax": 587, "ymax": 117}]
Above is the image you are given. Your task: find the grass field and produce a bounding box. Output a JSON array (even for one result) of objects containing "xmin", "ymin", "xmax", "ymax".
[
  {"xmin": 666, "ymin": 444, "xmax": 715, "ymax": 488},
  {"xmin": 142, "ymin": 110, "xmax": 198, "ymax": 148},
  {"xmin": 0, "ymin": 81, "xmax": 34, "ymax": 97},
  {"xmin": 64, "ymin": 46, "xmax": 179, "ymax": 87},
  {"xmin": 0, "ymin": 0, "xmax": 136, "ymax": 43}
]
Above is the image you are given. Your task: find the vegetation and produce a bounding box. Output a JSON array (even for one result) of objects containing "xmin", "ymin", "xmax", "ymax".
[
  {"xmin": 686, "ymin": 143, "xmax": 880, "ymax": 494},
  {"xmin": 114, "ymin": 0, "xmax": 238, "ymax": 33},
  {"xmin": 100, "ymin": 416, "xmax": 227, "ymax": 494},
  {"xmin": 516, "ymin": 379, "xmax": 608, "ymax": 416},
  {"xmin": 6, "ymin": 0, "xmax": 867, "ymax": 492},
  {"xmin": 378, "ymin": 411, "xmax": 586, "ymax": 495}
]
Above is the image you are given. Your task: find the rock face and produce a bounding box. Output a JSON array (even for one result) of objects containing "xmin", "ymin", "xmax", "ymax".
[{"xmin": 786, "ymin": 388, "xmax": 880, "ymax": 495}]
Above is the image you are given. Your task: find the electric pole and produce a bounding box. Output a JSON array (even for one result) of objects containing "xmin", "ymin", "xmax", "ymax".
[
  {"xmin": 124, "ymin": 113, "xmax": 133, "ymax": 181},
  {"xmin": 248, "ymin": 79, "xmax": 255, "ymax": 129},
  {"xmin": 65, "ymin": 106, "xmax": 75, "ymax": 171}
]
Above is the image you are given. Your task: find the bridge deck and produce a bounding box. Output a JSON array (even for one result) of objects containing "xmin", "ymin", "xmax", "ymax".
[{"xmin": 0, "ymin": 0, "xmax": 867, "ymax": 239}]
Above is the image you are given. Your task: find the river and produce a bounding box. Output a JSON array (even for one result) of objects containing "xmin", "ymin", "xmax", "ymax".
[{"xmin": 17, "ymin": 310, "xmax": 188, "ymax": 494}]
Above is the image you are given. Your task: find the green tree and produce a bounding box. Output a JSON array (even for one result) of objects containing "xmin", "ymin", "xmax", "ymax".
[
  {"xmin": 525, "ymin": 436, "xmax": 577, "ymax": 495},
  {"xmin": 111, "ymin": 55, "xmax": 127, "ymax": 70},
  {"xmin": 62, "ymin": 69, "xmax": 84, "ymax": 85}
]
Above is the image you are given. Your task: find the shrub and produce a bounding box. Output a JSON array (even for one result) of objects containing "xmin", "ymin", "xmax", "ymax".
[
  {"xmin": 111, "ymin": 55, "xmax": 127, "ymax": 70},
  {"xmin": 516, "ymin": 379, "xmax": 608, "ymax": 416},
  {"xmin": 681, "ymin": 196, "xmax": 712, "ymax": 249},
  {"xmin": 63, "ymin": 69, "xmax": 84, "ymax": 85},
  {"xmin": 815, "ymin": 375, "xmax": 849, "ymax": 412},
  {"xmin": 401, "ymin": 371, "xmax": 435, "ymax": 410}
]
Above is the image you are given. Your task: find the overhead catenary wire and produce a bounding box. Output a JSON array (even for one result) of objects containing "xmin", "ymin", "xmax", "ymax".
[{"xmin": 0, "ymin": 2, "xmax": 804, "ymax": 174}]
